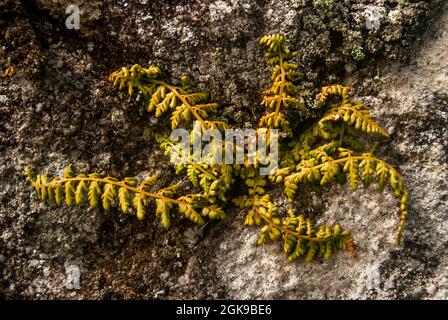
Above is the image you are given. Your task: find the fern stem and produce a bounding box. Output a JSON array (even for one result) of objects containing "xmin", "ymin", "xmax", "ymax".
[
  {"xmin": 194, "ymin": 165, "xmax": 216, "ymax": 180},
  {"xmin": 156, "ymin": 82, "xmax": 208, "ymax": 128},
  {"xmin": 32, "ymin": 176, "xmax": 192, "ymax": 207},
  {"xmin": 297, "ymin": 154, "xmax": 402, "ymax": 178},
  {"xmin": 249, "ymin": 176, "xmax": 332, "ymax": 243},
  {"xmin": 265, "ymin": 215, "xmax": 331, "ymax": 242},
  {"xmin": 273, "ymin": 53, "xmax": 286, "ymax": 121},
  {"xmin": 337, "ymin": 124, "xmax": 346, "ymax": 147}
]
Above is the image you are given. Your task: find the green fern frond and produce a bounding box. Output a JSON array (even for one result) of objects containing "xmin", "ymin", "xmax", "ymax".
[
  {"xmin": 319, "ymin": 103, "xmax": 389, "ymax": 138},
  {"xmin": 155, "ymin": 198, "xmax": 172, "ymax": 229},
  {"xmin": 275, "ymin": 149, "xmax": 408, "ymax": 244},
  {"xmin": 108, "ymin": 64, "xmax": 161, "ymax": 96},
  {"xmin": 317, "ymin": 84, "xmax": 351, "ymax": 106},
  {"xmin": 315, "ymin": 85, "xmax": 389, "ymax": 138},
  {"xmin": 140, "ymin": 175, "xmax": 158, "ymax": 190},
  {"xmin": 25, "ymin": 34, "xmax": 410, "ymax": 266},
  {"xmin": 187, "ymin": 165, "xmax": 201, "ymax": 187},
  {"xmin": 281, "ymin": 211, "xmax": 356, "ymax": 262},
  {"xmin": 233, "ymin": 178, "xmax": 356, "ymax": 262},
  {"xmin": 109, "ymin": 65, "xmax": 226, "ymax": 131},
  {"xmin": 159, "ymin": 130, "xmax": 234, "ymax": 202},
  {"xmin": 102, "ymin": 182, "xmax": 116, "ymax": 211},
  {"xmin": 259, "ymin": 34, "xmax": 304, "ymax": 132},
  {"xmin": 133, "ymin": 193, "xmax": 147, "ymax": 221},
  {"xmin": 232, "ymin": 176, "xmax": 277, "ymax": 227},
  {"xmin": 24, "ymin": 166, "xmax": 224, "ymax": 228},
  {"xmin": 259, "ymin": 34, "xmax": 286, "ymax": 52},
  {"xmin": 88, "ymin": 179, "xmax": 102, "ymax": 209}
]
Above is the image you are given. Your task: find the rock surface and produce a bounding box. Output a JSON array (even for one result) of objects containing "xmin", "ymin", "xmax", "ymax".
[{"xmin": 0, "ymin": 0, "xmax": 446, "ymax": 299}]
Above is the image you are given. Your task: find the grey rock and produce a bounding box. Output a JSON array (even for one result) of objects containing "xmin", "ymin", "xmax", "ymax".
[{"xmin": 0, "ymin": 0, "xmax": 446, "ymax": 299}]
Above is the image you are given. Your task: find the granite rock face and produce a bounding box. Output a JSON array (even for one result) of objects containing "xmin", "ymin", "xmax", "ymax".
[{"xmin": 0, "ymin": 0, "xmax": 446, "ymax": 299}]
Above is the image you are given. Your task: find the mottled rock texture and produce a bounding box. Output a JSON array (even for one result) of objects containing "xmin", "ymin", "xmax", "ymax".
[{"xmin": 0, "ymin": 0, "xmax": 446, "ymax": 299}]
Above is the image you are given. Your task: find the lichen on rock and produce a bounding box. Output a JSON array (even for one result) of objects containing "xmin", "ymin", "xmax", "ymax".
[{"xmin": 0, "ymin": 0, "xmax": 446, "ymax": 299}]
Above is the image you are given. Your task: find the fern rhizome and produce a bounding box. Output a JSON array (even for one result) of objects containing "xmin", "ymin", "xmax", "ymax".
[{"xmin": 26, "ymin": 34, "xmax": 408, "ymax": 263}]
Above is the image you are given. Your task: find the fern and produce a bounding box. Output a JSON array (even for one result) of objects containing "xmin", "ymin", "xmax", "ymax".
[
  {"xmin": 109, "ymin": 64, "xmax": 227, "ymax": 131},
  {"xmin": 317, "ymin": 85, "xmax": 389, "ymax": 138},
  {"xmin": 258, "ymin": 36, "xmax": 408, "ymax": 245},
  {"xmin": 24, "ymin": 166, "xmax": 224, "ymax": 229},
  {"xmin": 258, "ymin": 34, "xmax": 305, "ymax": 133},
  {"xmin": 158, "ymin": 128, "xmax": 234, "ymax": 203},
  {"xmin": 25, "ymin": 34, "xmax": 410, "ymax": 264},
  {"xmin": 233, "ymin": 176, "xmax": 355, "ymax": 262},
  {"xmin": 281, "ymin": 211, "xmax": 356, "ymax": 262},
  {"xmin": 275, "ymin": 149, "xmax": 407, "ymax": 244}
]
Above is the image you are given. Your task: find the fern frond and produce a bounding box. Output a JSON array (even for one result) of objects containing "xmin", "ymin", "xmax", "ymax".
[
  {"xmin": 102, "ymin": 182, "xmax": 116, "ymax": 211},
  {"xmin": 88, "ymin": 178, "xmax": 102, "ymax": 208},
  {"xmin": 259, "ymin": 34, "xmax": 286, "ymax": 52},
  {"xmin": 118, "ymin": 186, "xmax": 130, "ymax": 213},
  {"xmin": 206, "ymin": 165, "xmax": 234, "ymax": 201},
  {"xmin": 26, "ymin": 34, "xmax": 410, "ymax": 266},
  {"xmin": 317, "ymin": 85, "xmax": 351, "ymax": 106},
  {"xmin": 233, "ymin": 177, "xmax": 356, "ymax": 262},
  {"xmin": 281, "ymin": 212, "xmax": 356, "ymax": 262},
  {"xmin": 109, "ymin": 64, "xmax": 161, "ymax": 96},
  {"xmin": 140, "ymin": 175, "xmax": 158, "ymax": 190},
  {"xmin": 64, "ymin": 181, "xmax": 75, "ymax": 207},
  {"xmin": 176, "ymin": 193, "xmax": 206, "ymax": 225},
  {"xmin": 232, "ymin": 175, "xmax": 275, "ymax": 227},
  {"xmin": 259, "ymin": 34, "xmax": 304, "ymax": 132},
  {"xmin": 183, "ymin": 92, "xmax": 209, "ymax": 104},
  {"xmin": 201, "ymin": 204, "xmax": 226, "ymax": 220},
  {"xmin": 155, "ymin": 199, "xmax": 171, "ymax": 229},
  {"xmin": 316, "ymin": 85, "xmax": 389, "ymax": 137},
  {"xmin": 259, "ymin": 112, "xmax": 290, "ymax": 132},
  {"xmin": 25, "ymin": 167, "xmax": 224, "ymax": 228},
  {"xmin": 187, "ymin": 165, "xmax": 201, "ymax": 187},
  {"xmin": 109, "ymin": 64, "xmax": 227, "ymax": 132},
  {"xmin": 275, "ymin": 149, "xmax": 408, "ymax": 243},
  {"xmin": 319, "ymin": 101, "xmax": 389, "ymax": 137},
  {"xmin": 203, "ymin": 120, "xmax": 229, "ymax": 131},
  {"xmin": 133, "ymin": 193, "xmax": 147, "ymax": 220}
]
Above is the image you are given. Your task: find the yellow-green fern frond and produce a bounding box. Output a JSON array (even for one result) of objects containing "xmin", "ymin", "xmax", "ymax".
[
  {"xmin": 26, "ymin": 34, "xmax": 410, "ymax": 266},
  {"xmin": 281, "ymin": 212, "xmax": 356, "ymax": 262},
  {"xmin": 317, "ymin": 84, "xmax": 350, "ymax": 106},
  {"xmin": 275, "ymin": 149, "xmax": 408, "ymax": 244},
  {"xmin": 259, "ymin": 34, "xmax": 286, "ymax": 53},
  {"xmin": 319, "ymin": 101, "xmax": 389, "ymax": 137},
  {"xmin": 109, "ymin": 64, "xmax": 227, "ymax": 132},
  {"xmin": 232, "ymin": 176, "xmax": 277, "ymax": 228},
  {"xmin": 109, "ymin": 64, "xmax": 161, "ymax": 96},
  {"xmin": 316, "ymin": 85, "xmax": 388, "ymax": 137},
  {"xmin": 259, "ymin": 34, "xmax": 304, "ymax": 132},
  {"xmin": 25, "ymin": 167, "xmax": 224, "ymax": 229}
]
